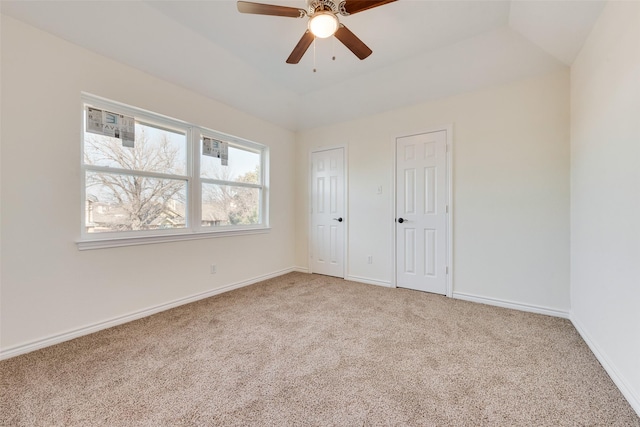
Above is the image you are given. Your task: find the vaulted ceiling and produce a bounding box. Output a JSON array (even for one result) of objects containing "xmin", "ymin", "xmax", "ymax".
[{"xmin": 1, "ymin": 0, "xmax": 605, "ymax": 131}]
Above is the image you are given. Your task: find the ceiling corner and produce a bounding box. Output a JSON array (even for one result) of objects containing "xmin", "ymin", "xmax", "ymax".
[{"xmin": 508, "ymin": 0, "xmax": 606, "ymax": 66}]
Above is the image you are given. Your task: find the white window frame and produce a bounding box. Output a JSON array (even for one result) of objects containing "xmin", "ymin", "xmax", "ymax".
[{"xmin": 78, "ymin": 93, "xmax": 269, "ymax": 250}]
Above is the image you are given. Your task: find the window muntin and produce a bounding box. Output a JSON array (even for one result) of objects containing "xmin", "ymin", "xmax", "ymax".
[{"xmin": 81, "ymin": 94, "xmax": 268, "ymax": 244}]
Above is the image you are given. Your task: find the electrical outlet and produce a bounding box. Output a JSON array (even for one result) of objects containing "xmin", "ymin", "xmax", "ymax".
[
  {"xmin": 367, "ymin": 255, "xmax": 373, "ymax": 264},
  {"xmin": 210, "ymin": 264, "xmax": 217, "ymax": 274}
]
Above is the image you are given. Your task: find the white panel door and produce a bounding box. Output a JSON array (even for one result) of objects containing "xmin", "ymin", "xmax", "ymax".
[
  {"xmin": 396, "ymin": 131, "xmax": 448, "ymax": 294},
  {"xmin": 311, "ymin": 148, "xmax": 345, "ymax": 278}
]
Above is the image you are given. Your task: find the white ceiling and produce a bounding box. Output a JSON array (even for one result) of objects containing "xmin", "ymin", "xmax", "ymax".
[{"xmin": 1, "ymin": 0, "xmax": 605, "ymax": 131}]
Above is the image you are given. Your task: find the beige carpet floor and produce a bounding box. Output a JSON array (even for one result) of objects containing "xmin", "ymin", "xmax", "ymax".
[{"xmin": 1, "ymin": 272, "xmax": 638, "ymax": 426}]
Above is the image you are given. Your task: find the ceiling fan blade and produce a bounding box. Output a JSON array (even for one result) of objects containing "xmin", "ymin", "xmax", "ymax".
[
  {"xmin": 286, "ymin": 30, "xmax": 315, "ymax": 64},
  {"xmin": 334, "ymin": 24, "xmax": 372, "ymax": 60},
  {"xmin": 343, "ymin": 0, "xmax": 397, "ymax": 15},
  {"xmin": 237, "ymin": 1, "xmax": 306, "ymax": 18}
]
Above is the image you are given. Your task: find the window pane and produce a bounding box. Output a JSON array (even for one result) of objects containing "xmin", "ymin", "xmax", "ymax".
[
  {"xmin": 201, "ymin": 143, "xmax": 260, "ymax": 184},
  {"xmin": 86, "ymin": 172, "xmax": 187, "ymax": 233},
  {"xmin": 85, "ymin": 123, "xmax": 187, "ymax": 175},
  {"xmin": 201, "ymin": 183, "xmax": 260, "ymax": 227}
]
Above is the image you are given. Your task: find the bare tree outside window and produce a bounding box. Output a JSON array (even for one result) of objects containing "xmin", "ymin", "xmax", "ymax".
[
  {"xmin": 201, "ymin": 166, "xmax": 260, "ymax": 226},
  {"xmin": 84, "ymin": 126, "xmax": 187, "ymax": 233},
  {"xmin": 200, "ymin": 143, "xmax": 262, "ymax": 227}
]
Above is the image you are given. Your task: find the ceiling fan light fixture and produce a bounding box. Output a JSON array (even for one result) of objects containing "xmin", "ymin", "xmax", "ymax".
[{"xmin": 308, "ymin": 11, "xmax": 339, "ymax": 38}]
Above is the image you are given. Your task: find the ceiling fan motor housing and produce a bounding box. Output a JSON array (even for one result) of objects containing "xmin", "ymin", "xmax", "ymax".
[{"xmin": 308, "ymin": 0, "xmax": 349, "ymax": 16}]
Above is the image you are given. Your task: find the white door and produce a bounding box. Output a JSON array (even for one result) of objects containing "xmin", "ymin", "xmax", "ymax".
[
  {"xmin": 311, "ymin": 148, "xmax": 345, "ymax": 278},
  {"xmin": 396, "ymin": 130, "xmax": 448, "ymax": 294}
]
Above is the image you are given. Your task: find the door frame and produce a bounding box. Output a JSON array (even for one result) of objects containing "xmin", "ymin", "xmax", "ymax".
[
  {"xmin": 308, "ymin": 145, "xmax": 348, "ymax": 278},
  {"xmin": 392, "ymin": 126, "xmax": 453, "ymax": 296}
]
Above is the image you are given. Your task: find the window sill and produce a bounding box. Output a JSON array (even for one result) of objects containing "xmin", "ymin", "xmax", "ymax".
[{"xmin": 76, "ymin": 227, "xmax": 271, "ymax": 251}]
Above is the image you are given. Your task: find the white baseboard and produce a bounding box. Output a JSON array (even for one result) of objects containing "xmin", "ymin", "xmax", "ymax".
[
  {"xmin": 346, "ymin": 275, "xmax": 394, "ymax": 288},
  {"xmin": 0, "ymin": 267, "xmax": 299, "ymax": 361},
  {"xmin": 293, "ymin": 266, "xmax": 310, "ymax": 273},
  {"xmin": 452, "ymin": 291, "xmax": 570, "ymax": 319},
  {"xmin": 571, "ymin": 314, "xmax": 640, "ymax": 417}
]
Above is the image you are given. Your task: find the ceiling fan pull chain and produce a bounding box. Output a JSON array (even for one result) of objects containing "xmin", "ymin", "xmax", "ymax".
[
  {"xmin": 313, "ymin": 37, "xmax": 317, "ymax": 72},
  {"xmin": 332, "ymin": 36, "xmax": 336, "ymax": 61}
]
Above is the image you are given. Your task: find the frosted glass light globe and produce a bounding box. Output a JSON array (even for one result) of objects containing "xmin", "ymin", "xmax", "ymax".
[{"xmin": 309, "ymin": 12, "xmax": 339, "ymax": 38}]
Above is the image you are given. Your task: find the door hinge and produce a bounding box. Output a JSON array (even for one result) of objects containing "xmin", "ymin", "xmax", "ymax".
[
  {"xmin": 445, "ymin": 205, "xmax": 449, "ymax": 214},
  {"xmin": 446, "ymin": 266, "xmax": 449, "ymax": 274}
]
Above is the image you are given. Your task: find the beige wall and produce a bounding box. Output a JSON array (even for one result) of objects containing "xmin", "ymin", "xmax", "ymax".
[
  {"xmin": 0, "ymin": 16, "xmax": 296, "ymax": 353},
  {"xmin": 296, "ymin": 69, "xmax": 570, "ymax": 313},
  {"xmin": 570, "ymin": 0, "xmax": 640, "ymax": 414}
]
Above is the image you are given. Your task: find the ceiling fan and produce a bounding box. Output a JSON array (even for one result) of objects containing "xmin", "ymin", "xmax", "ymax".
[{"xmin": 237, "ymin": 0, "xmax": 397, "ymax": 64}]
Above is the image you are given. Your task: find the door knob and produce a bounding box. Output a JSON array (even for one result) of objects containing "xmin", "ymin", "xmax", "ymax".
[
  {"xmin": 397, "ymin": 218, "xmax": 405, "ymax": 223},
  {"xmin": 333, "ymin": 217, "xmax": 343, "ymax": 222}
]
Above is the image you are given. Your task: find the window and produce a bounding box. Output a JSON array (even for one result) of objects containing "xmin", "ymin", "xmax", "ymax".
[
  {"xmin": 200, "ymin": 137, "xmax": 264, "ymax": 228},
  {"xmin": 80, "ymin": 94, "xmax": 268, "ymax": 249}
]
